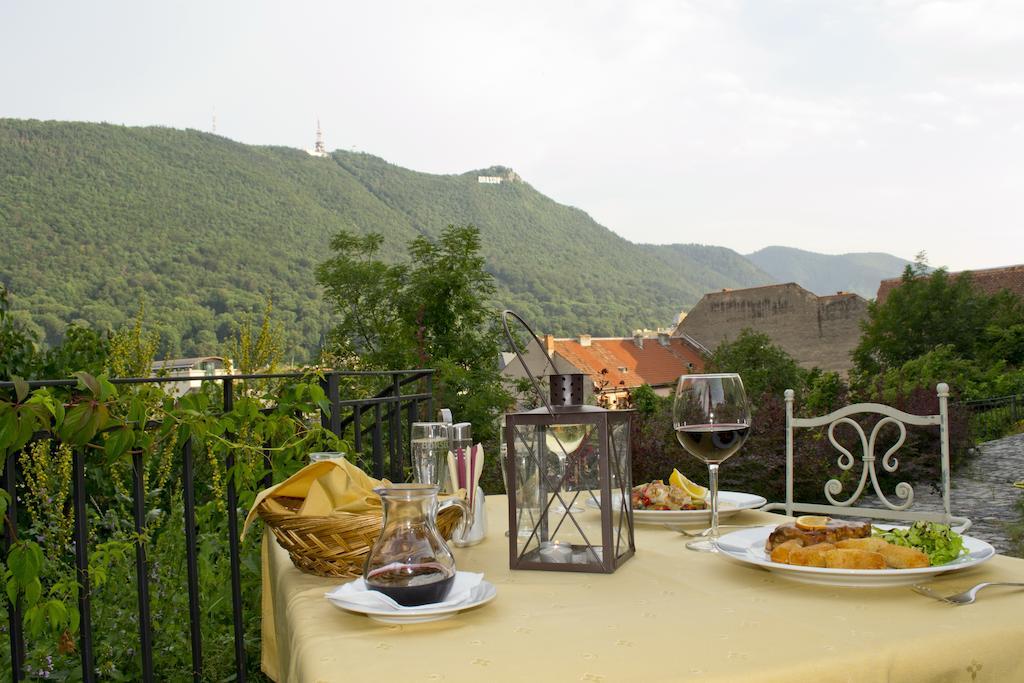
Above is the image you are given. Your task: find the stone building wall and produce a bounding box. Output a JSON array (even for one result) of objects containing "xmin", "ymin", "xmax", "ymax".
[{"xmin": 672, "ymin": 283, "xmax": 868, "ymax": 374}]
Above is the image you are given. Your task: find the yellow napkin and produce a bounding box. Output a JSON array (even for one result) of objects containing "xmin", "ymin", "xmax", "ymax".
[{"xmin": 242, "ymin": 457, "xmax": 389, "ymax": 538}]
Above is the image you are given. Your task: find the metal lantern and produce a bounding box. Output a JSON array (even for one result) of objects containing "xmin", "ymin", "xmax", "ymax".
[{"xmin": 501, "ymin": 312, "xmax": 635, "ymax": 573}]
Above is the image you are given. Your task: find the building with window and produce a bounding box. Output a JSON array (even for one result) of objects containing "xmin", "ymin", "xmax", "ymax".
[
  {"xmin": 150, "ymin": 356, "xmax": 230, "ymax": 397},
  {"xmin": 673, "ymin": 283, "xmax": 868, "ymax": 374},
  {"xmin": 541, "ymin": 332, "xmax": 707, "ymax": 408}
]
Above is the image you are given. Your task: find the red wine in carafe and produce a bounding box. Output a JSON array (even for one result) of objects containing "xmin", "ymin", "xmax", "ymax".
[
  {"xmin": 366, "ymin": 563, "xmax": 455, "ymax": 606},
  {"xmin": 675, "ymin": 424, "xmax": 749, "ymax": 463}
]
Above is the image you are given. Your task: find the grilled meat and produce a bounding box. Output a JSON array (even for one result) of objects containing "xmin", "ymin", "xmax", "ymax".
[{"xmin": 764, "ymin": 518, "xmax": 871, "ymax": 551}]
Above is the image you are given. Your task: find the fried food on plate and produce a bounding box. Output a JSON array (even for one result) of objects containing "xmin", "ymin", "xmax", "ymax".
[
  {"xmin": 824, "ymin": 548, "xmax": 886, "ymax": 570},
  {"xmin": 788, "ymin": 542, "xmax": 835, "ymax": 567},
  {"xmin": 770, "ymin": 538, "xmax": 804, "ymax": 564},
  {"xmin": 877, "ymin": 543, "xmax": 930, "ymax": 569},
  {"xmin": 767, "ymin": 522, "xmax": 936, "ymax": 570},
  {"xmin": 836, "ymin": 537, "xmax": 889, "ymax": 553}
]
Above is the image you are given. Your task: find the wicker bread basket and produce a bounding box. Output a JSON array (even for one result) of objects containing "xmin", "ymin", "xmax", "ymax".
[{"xmin": 258, "ymin": 495, "xmax": 466, "ymax": 578}]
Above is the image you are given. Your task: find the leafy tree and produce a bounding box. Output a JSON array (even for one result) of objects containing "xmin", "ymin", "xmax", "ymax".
[
  {"xmin": 851, "ymin": 257, "xmax": 1024, "ymax": 404},
  {"xmin": 802, "ymin": 368, "xmax": 847, "ymax": 415},
  {"xmin": 0, "ymin": 286, "xmax": 42, "ymax": 381},
  {"xmin": 317, "ymin": 232, "xmax": 408, "ymax": 367},
  {"xmin": 629, "ymin": 383, "xmax": 663, "ymax": 416},
  {"xmin": 705, "ymin": 329, "xmax": 806, "ymax": 400},
  {"xmin": 876, "ymin": 345, "xmax": 993, "ymax": 402},
  {"xmin": 317, "ymin": 225, "xmax": 511, "ymax": 444},
  {"xmin": 852, "ymin": 258, "xmax": 1015, "ymax": 376},
  {"xmin": 39, "ymin": 324, "xmax": 109, "ymax": 379}
]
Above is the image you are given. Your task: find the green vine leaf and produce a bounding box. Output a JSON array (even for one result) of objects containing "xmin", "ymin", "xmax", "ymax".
[
  {"xmin": 0, "ymin": 409, "xmax": 16, "ymax": 453},
  {"xmin": 46, "ymin": 600, "xmax": 67, "ymax": 631},
  {"xmin": 74, "ymin": 371, "xmax": 101, "ymax": 398},
  {"xmin": 104, "ymin": 428, "xmax": 134, "ymax": 461},
  {"xmin": 59, "ymin": 403, "xmax": 97, "ymax": 445},
  {"xmin": 127, "ymin": 397, "xmax": 147, "ymax": 427},
  {"xmin": 8, "ymin": 542, "xmax": 44, "ymax": 586},
  {"xmin": 12, "ymin": 376, "xmax": 29, "ymax": 403},
  {"xmin": 98, "ymin": 375, "xmax": 116, "ymax": 401},
  {"xmin": 24, "ymin": 577, "xmax": 41, "ymax": 607}
]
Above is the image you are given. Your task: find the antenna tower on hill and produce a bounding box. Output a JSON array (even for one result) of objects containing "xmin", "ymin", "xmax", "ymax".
[
  {"xmin": 307, "ymin": 118, "xmax": 328, "ymax": 157},
  {"xmin": 314, "ymin": 118, "xmax": 326, "ymax": 155}
]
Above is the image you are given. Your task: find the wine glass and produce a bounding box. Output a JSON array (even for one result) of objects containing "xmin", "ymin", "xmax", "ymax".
[
  {"xmin": 410, "ymin": 422, "xmax": 450, "ymax": 490},
  {"xmin": 672, "ymin": 373, "xmax": 751, "ymax": 552},
  {"xmin": 544, "ymin": 423, "xmax": 591, "ymax": 513}
]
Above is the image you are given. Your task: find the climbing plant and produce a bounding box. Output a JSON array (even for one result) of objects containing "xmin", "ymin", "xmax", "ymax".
[{"xmin": 0, "ymin": 371, "xmax": 345, "ymax": 680}]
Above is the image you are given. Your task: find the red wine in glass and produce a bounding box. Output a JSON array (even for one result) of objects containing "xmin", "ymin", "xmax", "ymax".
[
  {"xmin": 674, "ymin": 424, "xmax": 750, "ymax": 464},
  {"xmin": 672, "ymin": 373, "xmax": 751, "ymax": 552},
  {"xmin": 366, "ymin": 563, "xmax": 455, "ymax": 606}
]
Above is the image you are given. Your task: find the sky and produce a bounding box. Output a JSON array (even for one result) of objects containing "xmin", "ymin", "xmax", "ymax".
[{"xmin": 2, "ymin": 0, "xmax": 1022, "ymax": 271}]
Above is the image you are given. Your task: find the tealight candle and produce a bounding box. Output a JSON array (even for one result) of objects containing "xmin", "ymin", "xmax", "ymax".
[
  {"xmin": 572, "ymin": 547, "xmax": 603, "ymax": 563},
  {"xmin": 539, "ymin": 541, "xmax": 572, "ymax": 563}
]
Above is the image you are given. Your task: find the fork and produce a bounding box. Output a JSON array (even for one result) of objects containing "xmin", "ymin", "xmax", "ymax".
[
  {"xmin": 911, "ymin": 582, "xmax": 1024, "ymax": 605},
  {"xmin": 669, "ymin": 524, "xmax": 768, "ymax": 537}
]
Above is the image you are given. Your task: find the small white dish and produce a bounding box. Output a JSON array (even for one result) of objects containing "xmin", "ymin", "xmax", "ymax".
[
  {"xmin": 715, "ymin": 525, "xmax": 996, "ymax": 588},
  {"xmin": 587, "ymin": 490, "xmax": 767, "ymax": 526},
  {"xmin": 326, "ymin": 580, "xmax": 497, "ymax": 624}
]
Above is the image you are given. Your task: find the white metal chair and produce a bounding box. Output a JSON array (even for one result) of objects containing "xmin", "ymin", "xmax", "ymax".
[{"xmin": 761, "ymin": 382, "xmax": 971, "ymax": 531}]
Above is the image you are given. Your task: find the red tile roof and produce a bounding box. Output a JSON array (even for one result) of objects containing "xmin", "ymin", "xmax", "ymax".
[
  {"xmin": 552, "ymin": 336, "xmax": 706, "ymax": 391},
  {"xmin": 876, "ymin": 264, "xmax": 1024, "ymax": 304}
]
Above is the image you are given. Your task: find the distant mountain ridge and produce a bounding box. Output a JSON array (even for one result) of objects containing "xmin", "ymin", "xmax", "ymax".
[
  {"xmin": 0, "ymin": 119, "xmax": 909, "ymax": 359},
  {"xmin": 745, "ymin": 246, "xmax": 912, "ymax": 299}
]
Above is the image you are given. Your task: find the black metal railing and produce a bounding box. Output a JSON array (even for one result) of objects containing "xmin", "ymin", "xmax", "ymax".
[
  {"xmin": 0, "ymin": 368, "xmax": 434, "ymax": 682},
  {"xmin": 962, "ymin": 393, "xmax": 1023, "ymax": 442}
]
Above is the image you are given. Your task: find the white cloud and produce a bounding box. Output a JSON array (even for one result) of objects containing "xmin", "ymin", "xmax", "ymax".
[
  {"xmin": 975, "ymin": 81, "xmax": 1024, "ymax": 97},
  {"xmin": 897, "ymin": 0, "xmax": 1024, "ymax": 46},
  {"xmin": 904, "ymin": 91, "xmax": 950, "ymax": 105}
]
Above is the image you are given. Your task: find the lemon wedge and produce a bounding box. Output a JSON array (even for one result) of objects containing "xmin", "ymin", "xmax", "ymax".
[
  {"xmin": 669, "ymin": 468, "xmax": 708, "ymax": 500},
  {"xmin": 795, "ymin": 515, "xmax": 831, "ymax": 531}
]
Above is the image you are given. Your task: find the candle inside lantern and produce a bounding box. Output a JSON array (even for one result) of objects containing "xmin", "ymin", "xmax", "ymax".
[{"xmin": 539, "ymin": 541, "xmax": 572, "ymax": 563}]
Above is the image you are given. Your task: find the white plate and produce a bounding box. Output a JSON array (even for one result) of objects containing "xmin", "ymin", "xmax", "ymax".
[
  {"xmin": 327, "ymin": 580, "xmax": 497, "ymax": 624},
  {"xmin": 587, "ymin": 490, "xmax": 767, "ymax": 526},
  {"xmin": 715, "ymin": 525, "xmax": 996, "ymax": 588}
]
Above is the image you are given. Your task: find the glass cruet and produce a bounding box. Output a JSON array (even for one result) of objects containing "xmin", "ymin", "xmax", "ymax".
[{"xmin": 363, "ymin": 484, "xmax": 470, "ymax": 606}]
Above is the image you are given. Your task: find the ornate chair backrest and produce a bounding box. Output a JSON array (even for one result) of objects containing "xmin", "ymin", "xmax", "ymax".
[{"xmin": 761, "ymin": 383, "xmax": 970, "ymax": 531}]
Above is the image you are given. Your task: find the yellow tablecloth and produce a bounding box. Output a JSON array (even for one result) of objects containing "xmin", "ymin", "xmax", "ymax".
[{"xmin": 261, "ymin": 496, "xmax": 1024, "ymax": 682}]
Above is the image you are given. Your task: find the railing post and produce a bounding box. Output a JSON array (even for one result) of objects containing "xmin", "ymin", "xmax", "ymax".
[
  {"xmin": 181, "ymin": 439, "xmax": 203, "ymax": 682},
  {"xmin": 406, "ymin": 398, "xmax": 417, "ymax": 452},
  {"xmin": 373, "ymin": 403, "xmax": 384, "ymax": 479},
  {"xmin": 222, "ymin": 378, "xmax": 247, "ymax": 682},
  {"xmin": 131, "ymin": 452, "xmax": 154, "ymax": 682},
  {"xmin": 320, "ymin": 372, "xmax": 341, "ymax": 436},
  {"xmin": 4, "ymin": 452, "xmax": 25, "ymax": 681},
  {"xmin": 426, "ymin": 372, "xmax": 434, "ymax": 424},
  {"xmin": 72, "ymin": 447, "xmax": 96, "ymax": 683},
  {"xmin": 390, "ymin": 376, "xmax": 402, "ymax": 482}
]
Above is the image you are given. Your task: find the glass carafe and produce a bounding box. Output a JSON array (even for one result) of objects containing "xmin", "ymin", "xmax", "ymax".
[{"xmin": 364, "ymin": 484, "xmax": 469, "ymax": 606}]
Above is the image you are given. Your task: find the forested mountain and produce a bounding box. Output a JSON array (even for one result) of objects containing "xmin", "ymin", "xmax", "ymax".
[
  {"xmin": 746, "ymin": 246, "xmax": 912, "ymax": 299},
  {"xmin": 0, "ymin": 119, "xmax": 780, "ymax": 359}
]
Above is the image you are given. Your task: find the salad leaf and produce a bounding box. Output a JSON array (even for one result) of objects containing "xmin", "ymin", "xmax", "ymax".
[{"xmin": 873, "ymin": 521, "xmax": 965, "ymax": 566}]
